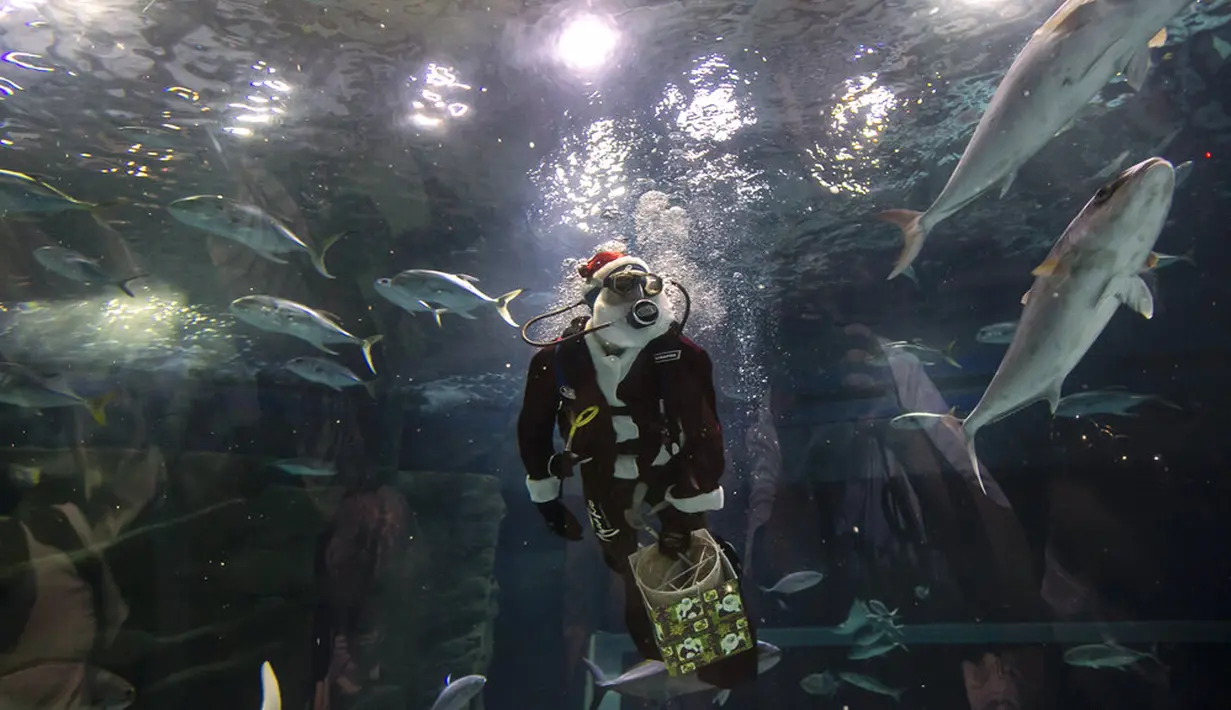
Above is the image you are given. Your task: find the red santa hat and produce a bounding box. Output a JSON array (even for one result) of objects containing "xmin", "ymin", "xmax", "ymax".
[{"xmin": 577, "ymin": 250, "xmax": 650, "ymax": 289}]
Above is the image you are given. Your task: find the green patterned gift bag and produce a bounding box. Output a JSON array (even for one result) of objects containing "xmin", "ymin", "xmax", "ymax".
[{"xmin": 629, "ymin": 529, "xmax": 754, "ymax": 676}]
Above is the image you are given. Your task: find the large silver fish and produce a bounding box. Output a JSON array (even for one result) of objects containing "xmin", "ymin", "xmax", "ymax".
[
  {"xmin": 1063, "ymin": 642, "xmax": 1158, "ymax": 670},
  {"xmin": 929, "ymin": 158, "xmax": 1175, "ymax": 493},
  {"xmin": 33, "ymin": 246, "xmax": 144, "ymax": 297},
  {"xmin": 284, "ymin": 356, "xmax": 376, "ymax": 397},
  {"xmin": 428, "ymin": 674, "xmax": 486, "ymax": 710},
  {"xmin": 168, "ymin": 195, "xmax": 346, "ymax": 279},
  {"xmin": 1054, "ymin": 388, "xmax": 1179, "ymax": 418},
  {"xmin": 583, "ymin": 641, "xmax": 782, "ymax": 710},
  {"xmin": 0, "ymin": 169, "xmax": 121, "ymax": 215},
  {"xmin": 229, "ymin": 296, "xmax": 382, "ymax": 374},
  {"xmin": 374, "ymin": 270, "xmax": 522, "ymax": 327},
  {"xmin": 0, "ymin": 363, "xmax": 113, "ymax": 424},
  {"xmin": 879, "ymin": 0, "xmax": 1189, "ymax": 279}
]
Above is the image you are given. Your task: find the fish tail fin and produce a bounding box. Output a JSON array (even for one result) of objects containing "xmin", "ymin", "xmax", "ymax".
[
  {"xmin": 494, "ymin": 289, "xmax": 524, "ymax": 327},
  {"xmin": 84, "ymin": 392, "xmax": 116, "ymax": 426},
  {"xmin": 308, "ymin": 231, "xmax": 351, "ymax": 279},
  {"xmin": 581, "ymin": 658, "xmax": 609, "ymax": 710},
  {"xmin": 878, "ymin": 209, "xmax": 927, "ymax": 280},
  {"xmin": 362, "ymin": 380, "xmax": 377, "ymax": 399},
  {"xmin": 360, "ymin": 334, "xmax": 384, "ymax": 376},
  {"xmin": 891, "ymin": 688, "xmax": 905, "ymax": 703},
  {"xmin": 943, "ymin": 340, "xmax": 962, "ymax": 369},
  {"xmin": 260, "ymin": 661, "xmax": 282, "ymax": 710},
  {"xmin": 116, "ymin": 274, "xmax": 146, "ymax": 298},
  {"xmin": 963, "ymin": 425, "xmax": 987, "ymax": 495}
]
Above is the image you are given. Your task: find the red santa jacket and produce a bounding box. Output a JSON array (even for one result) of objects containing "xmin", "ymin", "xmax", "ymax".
[{"xmin": 517, "ymin": 325, "xmax": 725, "ymax": 514}]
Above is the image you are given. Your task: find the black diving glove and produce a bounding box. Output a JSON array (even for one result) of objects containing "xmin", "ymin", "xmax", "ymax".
[
  {"xmin": 657, "ymin": 508, "xmax": 702, "ymax": 559},
  {"xmin": 537, "ymin": 499, "xmax": 583, "ymax": 541}
]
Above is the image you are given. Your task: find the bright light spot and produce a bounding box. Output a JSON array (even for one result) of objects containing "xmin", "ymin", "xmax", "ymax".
[
  {"xmin": 676, "ymin": 54, "xmax": 755, "ymax": 143},
  {"xmin": 412, "ymin": 114, "xmax": 443, "ymax": 128},
  {"xmin": 557, "ymin": 15, "xmax": 618, "ymax": 71},
  {"xmin": 808, "ymin": 73, "xmax": 897, "ymax": 196}
]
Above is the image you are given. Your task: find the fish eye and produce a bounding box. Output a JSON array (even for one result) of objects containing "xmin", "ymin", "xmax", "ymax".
[
  {"xmin": 376, "ymin": 278, "xmax": 390, "ymax": 285},
  {"xmin": 1092, "ymin": 181, "xmax": 1118, "ymax": 205}
]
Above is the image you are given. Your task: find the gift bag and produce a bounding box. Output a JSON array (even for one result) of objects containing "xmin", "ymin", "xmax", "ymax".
[{"xmin": 628, "ymin": 529, "xmax": 753, "ymax": 676}]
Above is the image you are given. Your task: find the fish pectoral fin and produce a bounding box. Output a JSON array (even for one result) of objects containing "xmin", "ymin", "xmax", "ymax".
[
  {"xmin": 1144, "ymin": 251, "xmax": 1160, "ymax": 270},
  {"xmin": 1046, "ymin": 379, "xmax": 1065, "ymax": 415},
  {"xmin": 1031, "ymin": 255, "xmax": 1064, "ymax": 277},
  {"xmin": 1039, "ymin": 0, "xmax": 1099, "ymax": 36},
  {"xmin": 312, "ymin": 342, "xmax": 341, "ymax": 356},
  {"xmin": 457, "ymin": 273, "xmax": 481, "ymax": 283},
  {"xmin": 255, "ymin": 250, "xmax": 290, "ymax": 265},
  {"xmin": 1117, "ymin": 275, "xmax": 1155, "ymax": 319},
  {"xmin": 1149, "ymin": 27, "xmax": 1167, "ymax": 49},
  {"xmin": 1122, "ymin": 45, "xmax": 1152, "ymax": 92},
  {"xmin": 1021, "ymin": 289, "xmax": 1031, "ymax": 306},
  {"xmin": 998, "ymin": 169, "xmax": 1017, "ymax": 199}
]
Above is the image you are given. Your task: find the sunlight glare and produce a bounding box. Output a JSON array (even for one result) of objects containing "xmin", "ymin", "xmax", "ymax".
[{"xmin": 557, "ymin": 15, "xmax": 618, "ymax": 71}]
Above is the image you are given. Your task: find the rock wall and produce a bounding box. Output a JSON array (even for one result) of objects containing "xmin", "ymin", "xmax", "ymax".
[{"xmin": 0, "ymin": 448, "xmax": 505, "ymax": 710}]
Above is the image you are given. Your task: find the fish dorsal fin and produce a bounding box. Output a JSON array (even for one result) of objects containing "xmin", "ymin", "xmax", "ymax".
[
  {"xmin": 1031, "ymin": 255, "xmax": 1063, "ymax": 277},
  {"xmin": 1149, "ymin": 28, "xmax": 1167, "ymax": 49},
  {"xmin": 1117, "ymin": 275, "xmax": 1154, "ymax": 319},
  {"xmin": 1038, "ymin": 0, "xmax": 1098, "ymax": 36},
  {"xmin": 1021, "ymin": 289, "xmax": 1031, "ymax": 306},
  {"xmin": 457, "ymin": 273, "xmax": 480, "ymax": 283}
]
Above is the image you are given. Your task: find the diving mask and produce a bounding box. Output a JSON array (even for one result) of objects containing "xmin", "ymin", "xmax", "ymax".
[{"xmin": 603, "ymin": 269, "xmax": 664, "ymax": 299}]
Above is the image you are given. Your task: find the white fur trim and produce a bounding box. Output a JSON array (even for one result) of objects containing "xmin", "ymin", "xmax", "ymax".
[
  {"xmin": 665, "ymin": 485, "xmax": 725, "ymax": 513},
  {"xmin": 526, "ymin": 476, "xmax": 561, "ymax": 503},
  {"xmin": 588, "ymin": 255, "xmax": 649, "ymax": 286}
]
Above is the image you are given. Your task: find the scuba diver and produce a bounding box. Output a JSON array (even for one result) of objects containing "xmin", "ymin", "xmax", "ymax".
[{"xmin": 516, "ymin": 250, "xmax": 758, "ymax": 689}]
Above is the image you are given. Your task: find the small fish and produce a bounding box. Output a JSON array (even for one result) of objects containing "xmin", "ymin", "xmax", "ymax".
[
  {"xmin": 0, "ymin": 363, "xmax": 114, "ymax": 424},
  {"xmin": 168, "ymin": 195, "xmax": 346, "ymax": 279},
  {"xmin": 429, "ymin": 674, "xmax": 486, "ymax": 710},
  {"xmin": 583, "ymin": 642, "xmax": 781, "ymax": 710},
  {"xmin": 374, "ymin": 270, "xmax": 522, "ymax": 327},
  {"xmin": 849, "ymin": 637, "xmax": 907, "ymax": 660},
  {"xmin": 0, "ymin": 169, "xmax": 124, "ymax": 215},
  {"xmin": 7, "ymin": 463, "xmax": 41, "ymax": 488},
  {"xmin": 260, "ymin": 661, "xmax": 280, "ymax": 710},
  {"xmin": 867, "ymin": 599, "xmax": 895, "ymax": 619},
  {"xmin": 33, "ymin": 246, "xmax": 144, "ymax": 297},
  {"xmin": 229, "ymin": 296, "xmax": 383, "ymax": 374},
  {"xmin": 868, "ymin": 340, "xmax": 961, "ymax": 369},
  {"xmin": 1063, "ymin": 642, "xmax": 1158, "ymax": 670},
  {"xmin": 914, "ymin": 585, "xmax": 930, "ymax": 600},
  {"xmin": 976, "ymin": 321, "xmax": 1018, "ymax": 345},
  {"xmin": 890, "ymin": 408, "xmax": 956, "ymax": 431},
  {"xmin": 271, "ymin": 458, "xmax": 337, "ymax": 477},
  {"xmin": 799, "ymin": 670, "xmax": 840, "ymax": 696},
  {"xmin": 833, "ymin": 599, "xmax": 871, "ymax": 635},
  {"xmin": 837, "ymin": 671, "xmax": 905, "ymax": 702},
  {"xmin": 1054, "ymin": 388, "xmax": 1180, "ymax": 418},
  {"xmin": 1144, "ymin": 248, "xmax": 1195, "ymax": 271},
  {"xmin": 760, "ymin": 570, "xmax": 824, "ymax": 595},
  {"xmin": 284, "ymin": 356, "xmax": 376, "ymax": 397}
]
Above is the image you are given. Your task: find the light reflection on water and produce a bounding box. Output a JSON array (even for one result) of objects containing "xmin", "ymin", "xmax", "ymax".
[
  {"xmin": 0, "ymin": 287, "xmax": 247, "ymax": 374},
  {"xmin": 531, "ymin": 117, "xmax": 632, "ymax": 233},
  {"xmin": 676, "ymin": 53, "xmax": 756, "ymax": 143},
  {"xmin": 808, "ymin": 72, "xmax": 897, "ymax": 196},
  {"xmin": 409, "ymin": 62, "xmax": 473, "ymax": 130}
]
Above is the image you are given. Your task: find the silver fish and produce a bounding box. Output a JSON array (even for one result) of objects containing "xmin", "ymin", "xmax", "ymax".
[
  {"xmin": 271, "ymin": 458, "xmax": 337, "ymax": 478},
  {"xmin": 260, "ymin": 662, "xmax": 280, "ymax": 710},
  {"xmin": 429, "ymin": 674, "xmax": 486, "ymax": 710},
  {"xmin": 0, "ymin": 363, "xmax": 113, "ymax": 424},
  {"xmin": 837, "ymin": 671, "xmax": 905, "ymax": 702},
  {"xmin": 833, "ymin": 599, "xmax": 871, "ymax": 636},
  {"xmin": 1063, "ymin": 643, "xmax": 1158, "ymax": 670},
  {"xmin": 168, "ymin": 195, "xmax": 346, "ymax": 279},
  {"xmin": 760, "ymin": 570, "xmax": 824, "ymax": 595},
  {"xmin": 374, "ymin": 270, "xmax": 522, "ymax": 327},
  {"xmin": 0, "ymin": 169, "xmax": 116, "ymax": 214},
  {"xmin": 284, "ymin": 356, "xmax": 375, "ymax": 398},
  {"xmin": 867, "ymin": 340, "xmax": 960, "ymax": 369},
  {"xmin": 878, "ymin": 0, "xmax": 1188, "ymax": 279},
  {"xmin": 914, "ymin": 585, "xmax": 930, "ymax": 600},
  {"xmin": 1055, "ymin": 388, "xmax": 1179, "ymax": 418},
  {"xmin": 976, "ymin": 321, "xmax": 1018, "ymax": 345},
  {"xmin": 849, "ymin": 637, "xmax": 907, "ymax": 660},
  {"xmin": 890, "ymin": 410, "xmax": 954, "ymax": 431},
  {"xmin": 799, "ymin": 670, "xmax": 840, "ymax": 697},
  {"xmin": 33, "ymin": 245, "xmax": 144, "ymax": 297},
  {"xmin": 904, "ymin": 158, "xmax": 1174, "ymax": 494},
  {"xmin": 229, "ymin": 295, "xmax": 383, "ymax": 374},
  {"xmin": 583, "ymin": 641, "xmax": 781, "ymax": 710}
]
